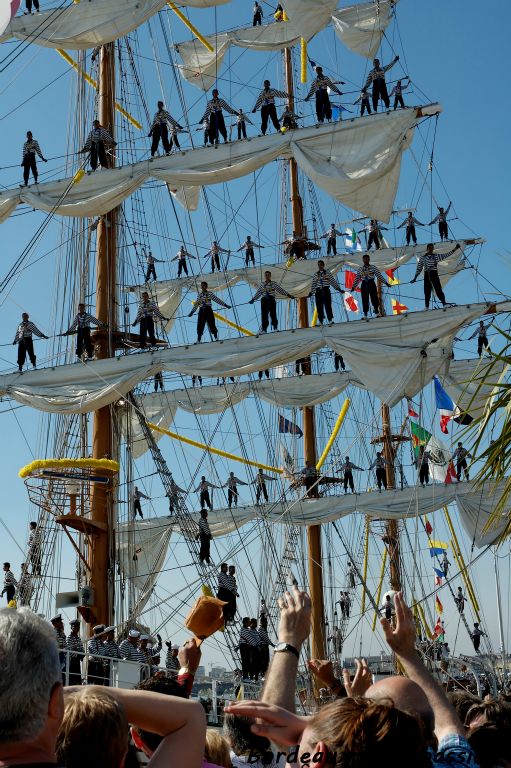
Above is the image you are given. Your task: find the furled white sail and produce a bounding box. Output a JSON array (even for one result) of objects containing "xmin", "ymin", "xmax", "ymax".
[
  {"xmin": 0, "ymin": 302, "xmax": 501, "ymax": 414},
  {"xmin": 331, "ymin": 0, "xmax": 398, "ymax": 59},
  {"xmin": 117, "ymin": 516, "xmax": 173, "ymax": 614},
  {"xmin": 119, "ymin": 397, "xmax": 178, "ymax": 460},
  {"xmin": 0, "ymin": 0, "xmax": 230, "ymax": 49},
  {"xmin": 282, "ymin": 0, "xmax": 339, "ymax": 39},
  {"xmin": 168, "ymin": 185, "xmax": 201, "ymax": 212},
  {"xmin": 176, "ymin": 34, "xmax": 231, "ymax": 92},
  {"xmin": 440, "ymin": 358, "xmax": 508, "ymax": 420},
  {"xmin": 0, "ymin": 109, "xmax": 440, "ymax": 225}
]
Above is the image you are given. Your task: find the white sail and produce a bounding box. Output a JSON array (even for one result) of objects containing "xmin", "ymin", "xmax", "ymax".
[
  {"xmin": 440, "ymin": 358, "xmax": 508, "ymax": 420},
  {"xmin": 0, "ymin": 0, "xmax": 230, "ymax": 49},
  {"xmin": 331, "ymin": 0, "xmax": 398, "ymax": 59},
  {"xmin": 0, "ymin": 302, "xmax": 501, "ymax": 414},
  {"xmin": 117, "ymin": 517, "xmax": 173, "ymax": 614},
  {"xmin": 168, "ymin": 185, "xmax": 201, "ymax": 212},
  {"xmin": 282, "ymin": 0, "xmax": 339, "ymax": 39},
  {"xmin": 176, "ymin": 34, "xmax": 232, "ymax": 93},
  {"xmin": 0, "ymin": 109, "xmax": 440, "ymax": 225}
]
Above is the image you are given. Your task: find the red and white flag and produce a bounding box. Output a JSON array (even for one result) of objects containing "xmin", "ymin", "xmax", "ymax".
[{"xmin": 344, "ymin": 291, "xmax": 359, "ymax": 313}]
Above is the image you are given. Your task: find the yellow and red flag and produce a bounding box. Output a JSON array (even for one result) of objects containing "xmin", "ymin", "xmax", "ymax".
[
  {"xmin": 391, "ymin": 299, "xmax": 409, "ymax": 315},
  {"xmin": 386, "ymin": 268, "xmax": 400, "ymax": 285}
]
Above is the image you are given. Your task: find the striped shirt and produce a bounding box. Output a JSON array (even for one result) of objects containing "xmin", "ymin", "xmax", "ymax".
[
  {"xmin": 469, "ymin": 324, "xmax": 489, "ymax": 339},
  {"xmin": 452, "ymin": 447, "xmax": 471, "ymax": 461},
  {"xmin": 66, "ymin": 634, "xmax": 84, "ymax": 658},
  {"xmin": 364, "ymin": 59, "xmax": 397, "ymax": 88},
  {"xmin": 23, "ymin": 139, "xmax": 44, "ymax": 160},
  {"xmin": 196, "ymin": 480, "xmax": 217, "ymax": 492},
  {"xmin": 218, "ymin": 572, "xmax": 236, "ymax": 592},
  {"xmin": 88, "ymin": 636, "xmax": 105, "ymax": 659},
  {"xmin": 320, "ymin": 227, "xmax": 343, "ymax": 239},
  {"xmin": 83, "ymin": 127, "xmax": 115, "ymax": 151},
  {"xmin": 389, "ymin": 81, "xmax": 409, "ymax": 97},
  {"xmin": 65, "ymin": 312, "xmax": 105, "ymax": 333},
  {"xmin": 134, "ymin": 489, "xmax": 149, "ymax": 501},
  {"xmin": 133, "ymin": 300, "xmax": 166, "ymax": 323},
  {"xmin": 189, "ymin": 291, "xmax": 229, "ymax": 314},
  {"xmin": 166, "ymin": 653, "xmax": 180, "ymax": 672},
  {"xmin": 429, "ymin": 203, "xmax": 452, "ymax": 225},
  {"xmin": 306, "ymin": 75, "xmax": 341, "ymax": 99},
  {"xmin": 13, "ymin": 320, "xmax": 46, "ymax": 343},
  {"xmin": 413, "ymin": 245, "xmax": 459, "ymax": 278},
  {"xmin": 239, "ymin": 627, "xmax": 253, "ymax": 645},
  {"xmin": 172, "ymin": 248, "xmax": 195, "ymax": 262},
  {"xmin": 369, "ymin": 456, "xmax": 389, "ymax": 470},
  {"xmin": 245, "ymin": 628, "xmax": 261, "ymax": 646},
  {"xmin": 198, "ymin": 517, "xmax": 211, "ymax": 537},
  {"xmin": 237, "ymin": 113, "xmax": 253, "ymax": 125},
  {"xmin": 150, "ymin": 109, "xmax": 182, "ymax": 132},
  {"xmin": 102, "ymin": 640, "xmax": 122, "ymax": 660},
  {"xmin": 341, "ymin": 460, "xmax": 363, "ymax": 473},
  {"xmin": 200, "ymin": 98, "xmax": 238, "ymax": 122},
  {"xmin": 418, "ymin": 450, "xmax": 431, "ymax": 466},
  {"xmin": 237, "ymin": 239, "xmax": 262, "ymax": 251},
  {"xmin": 253, "ymin": 88, "xmax": 289, "ymax": 110},
  {"xmin": 206, "ymin": 243, "xmax": 229, "ymax": 257},
  {"xmin": 257, "ymin": 627, "xmax": 273, "ymax": 646},
  {"xmin": 254, "ymin": 473, "xmax": 273, "ymax": 486},
  {"xmin": 311, "ymin": 269, "xmax": 342, "ymax": 293},
  {"xmin": 252, "ymin": 281, "xmax": 292, "ymax": 301},
  {"xmin": 224, "ymin": 475, "xmax": 246, "ymax": 490},
  {"xmin": 366, "ymin": 221, "xmax": 387, "ymax": 235},
  {"xmin": 28, "ymin": 526, "xmax": 42, "ymax": 549},
  {"xmin": 3, "ymin": 570, "xmax": 17, "ymax": 590},
  {"xmin": 146, "ymin": 253, "xmax": 163, "ymax": 266},
  {"xmin": 118, "ymin": 639, "xmax": 147, "ymax": 663},
  {"xmin": 351, "ymin": 265, "xmax": 386, "ymax": 289},
  {"xmin": 397, "ymin": 215, "xmax": 423, "ymax": 229},
  {"xmin": 354, "ymin": 90, "xmax": 370, "ymax": 104},
  {"xmin": 55, "ymin": 629, "xmax": 67, "ymax": 650}
]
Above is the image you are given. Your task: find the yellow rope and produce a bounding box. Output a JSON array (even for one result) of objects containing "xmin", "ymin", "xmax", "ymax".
[
  {"xmin": 56, "ymin": 50, "xmax": 142, "ymax": 130},
  {"xmin": 167, "ymin": 2, "xmax": 214, "ymax": 52},
  {"xmin": 300, "ymin": 38, "xmax": 307, "ymax": 84},
  {"xmin": 316, "ymin": 399, "xmax": 350, "ymax": 470},
  {"xmin": 372, "ymin": 548, "xmax": 387, "ymax": 631},
  {"xmin": 19, "ymin": 458, "xmax": 119, "ymax": 479},
  {"xmin": 361, "ymin": 516, "xmax": 369, "ymax": 614},
  {"xmin": 213, "ymin": 312, "xmax": 255, "ymax": 336},
  {"xmin": 310, "ymin": 308, "xmax": 318, "ymax": 327},
  {"xmin": 147, "ymin": 422, "xmax": 282, "ymax": 474}
]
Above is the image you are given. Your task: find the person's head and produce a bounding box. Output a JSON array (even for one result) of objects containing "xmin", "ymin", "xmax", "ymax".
[
  {"xmin": 466, "ymin": 699, "xmax": 511, "ymax": 732},
  {"xmin": 128, "ymin": 629, "xmax": 140, "ymax": 646},
  {"xmin": 105, "ymin": 627, "xmax": 115, "ymax": 642},
  {"xmin": 258, "ymin": 469, "xmax": 263, "ymax": 474},
  {"xmin": 223, "ymin": 713, "xmax": 273, "ymax": 761},
  {"xmin": 458, "ymin": 442, "xmax": 463, "ymax": 447},
  {"xmin": 93, "ymin": 119, "xmax": 100, "ymax": 128},
  {"xmin": 220, "ymin": 562, "xmax": 228, "ymax": 573},
  {"xmin": 212, "ymin": 89, "xmax": 219, "ymax": 98},
  {"xmin": 213, "ymin": 240, "xmax": 218, "ymax": 246},
  {"xmin": 447, "ymin": 691, "xmax": 482, "ymax": 727},
  {"xmin": 480, "ymin": 320, "xmax": 484, "ymax": 326},
  {"xmin": 247, "ymin": 235, "xmax": 252, "ymax": 242},
  {"xmin": 364, "ymin": 677, "xmax": 435, "ymax": 745},
  {"xmin": 345, "ymin": 457, "xmax": 350, "ymax": 463},
  {"xmin": 171, "ymin": 644, "xmax": 179, "ymax": 657},
  {"xmin": 51, "ymin": 615, "xmax": 64, "ymax": 633},
  {"xmin": 56, "ymin": 689, "xmax": 128, "ymax": 768},
  {"xmin": 376, "ymin": 451, "xmax": 381, "ymax": 457},
  {"xmin": 93, "ymin": 624, "xmax": 105, "ymax": 637},
  {"xmin": 205, "ymin": 728, "xmax": 231, "ymax": 768},
  {"xmin": 407, "ymin": 211, "xmax": 412, "ymax": 217},
  {"xmin": 458, "ymin": 587, "xmax": 462, "ymax": 593},
  {"xmin": 2, "ymin": 563, "xmax": 9, "ymax": 572},
  {"xmin": 242, "ymin": 616, "xmax": 250, "ymax": 628},
  {"xmin": 385, "ymin": 595, "xmax": 391, "ymax": 602},
  {"xmin": 469, "ymin": 723, "xmax": 511, "ymax": 768},
  {"xmin": 439, "ymin": 206, "xmax": 445, "ymax": 213},
  {"xmin": 22, "ymin": 312, "xmax": 29, "ymax": 321},
  {"xmin": 78, "ymin": 303, "xmax": 85, "ymax": 313},
  {"xmin": 363, "ymin": 254, "xmax": 370, "ymax": 265},
  {"xmin": 201, "ymin": 509, "xmax": 208, "ymax": 519},
  {"xmin": 69, "ymin": 619, "xmax": 80, "ymax": 637},
  {"xmin": 131, "ymin": 676, "xmax": 188, "ymax": 756},
  {"xmin": 228, "ymin": 565, "xmax": 235, "ymax": 576},
  {"xmin": 140, "ymin": 635, "xmax": 149, "ymax": 649},
  {"xmin": 373, "ymin": 58, "xmax": 380, "ymax": 67},
  {"xmin": 315, "ymin": 66, "xmax": 323, "ymax": 76},
  {"xmin": 397, "ymin": 80, "xmax": 402, "ymax": 86},
  {"xmin": 141, "ymin": 290, "xmax": 149, "ymax": 301},
  {"xmin": 318, "ymin": 260, "xmax": 325, "ymax": 270},
  {"xmin": 29, "ymin": 521, "xmax": 37, "ymax": 530},
  {"xmin": 474, "ymin": 622, "xmax": 479, "ymax": 628},
  {"xmin": 426, "ymin": 243, "xmax": 434, "ymax": 253},
  {"xmin": 201, "ymin": 282, "xmax": 208, "ymax": 291},
  {"xmin": 0, "ymin": 608, "xmax": 63, "ymax": 760},
  {"xmin": 249, "ymin": 618, "xmax": 257, "ymax": 630},
  {"xmin": 264, "ymin": 270, "xmax": 271, "ymax": 282},
  {"xmin": 157, "ymin": 100, "xmax": 163, "ymax": 109},
  {"xmin": 264, "ymin": 79, "xmax": 270, "ymax": 88}
]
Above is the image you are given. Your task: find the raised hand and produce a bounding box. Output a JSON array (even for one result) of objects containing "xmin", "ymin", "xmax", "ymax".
[
  {"xmin": 342, "ymin": 658, "xmax": 372, "ymax": 697},
  {"xmin": 224, "ymin": 701, "xmax": 309, "ymax": 747},
  {"xmin": 380, "ymin": 591, "xmax": 417, "ymax": 660},
  {"xmin": 277, "ymin": 584, "xmax": 312, "ymax": 647},
  {"xmin": 307, "ymin": 658, "xmax": 336, "ymax": 688}
]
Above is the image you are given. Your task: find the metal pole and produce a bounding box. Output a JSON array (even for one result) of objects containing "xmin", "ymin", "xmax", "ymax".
[{"xmin": 493, "ymin": 547, "xmax": 506, "ymax": 666}]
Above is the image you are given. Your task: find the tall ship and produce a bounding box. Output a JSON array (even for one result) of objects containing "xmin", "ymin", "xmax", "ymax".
[{"xmin": 0, "ymin": 0, "xmax": 509, "ymax": 700}]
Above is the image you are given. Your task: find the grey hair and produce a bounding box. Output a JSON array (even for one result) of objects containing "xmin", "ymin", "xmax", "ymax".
[{"xmin": 0, "ymin": 608, "xmax": 62, "ymax": 743}]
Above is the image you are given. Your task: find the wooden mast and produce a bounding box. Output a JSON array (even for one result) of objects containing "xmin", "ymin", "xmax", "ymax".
[
  {"xmin": 88, "ymin": 42, "xmax": 117, "ymax": 627},
  {"xmin": 284, "ymin": 48, "xmax": 326, "ymax": 659}
]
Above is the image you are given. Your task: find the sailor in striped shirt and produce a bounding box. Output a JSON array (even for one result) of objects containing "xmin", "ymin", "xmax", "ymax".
[
  {"xmin": 428, "ymin": 201, "xmax": 452, "ymax": 241},
  {"xmin": 196, "ymin": 509, "xmax": 213, "ymax": 564},
  {"xmin": 2, "ymin": 563, "xmax": 17, "ymax": 604},
  {"xmin": 365, "ymin": 219, "xmax": 388, "ymax": 250},
  {"xmin": 469, "ymin": 320, "xmax": 490, "ymax": 356},
  {"xmin": 133, "ymin": 486, "xmax": 150, "ymax": 519},
  {"xmin": 132, "ymin": 291, "xmax": 168, "ymax": 348},
  {"xmin": 397, "ymin": 212, "xmax": 424, "ymax": 245},
  {"xmin": 369, "ymin": 452, "xmax": 391, "ymax": 491},
  {"xmin": 13, "ymin": 313, "xmax": 48, "ymax": 373},
  {"xmin": 310, "ymin": 260, "xmax": 344, "ymax": 324},
  {"xmin": 80, "ymin": 120, "xmax": 116, "ymax": 171},
  {"xmin": 351, "ymin": 255, "xmax": 390, "ymax": 317},
  {"xmin": 304, "ymin": 66, "xmax": 343, "ymax": 123},
  {"xmin": 172, "ymin": 245, "xmax": 196, "ymax": 278},
  {"xmin": 452, "ymin": 443, "xmax": 471, "ymax": 482},
  {"xmin": 363, "ymin": 55, "xmax": 399, "ymax": 111},
  {"xmin": 102, "ymin": 626, "xmax": 122, "ymax": 683},
  {"xmin": 66, "ymin": 619, "xmax": 84, "ymax": 685},
  {"xmin": 222, "ymin": 472, "xmax": 248, "ymax": 508},
  {"xmin": 341, "ymin": 458, "xmax": 364, "ymax": 493},
  {"xmin": 252, "ymin": 80, "xmax": 289, "ymax": 135},
  {"xmin": 87, "ymin": 624, "xmax": 107, "ymax": 684},
  {"xmin": 281, "ymin": 105, "xmax": 301, "ymax": 130},
  {"xmin": 253, "ymin": 1, "xmax": 263, "ymax": 25},
  {"xmin": 119, "ymin": 629, "xmax": 148, "ymax": 666},
  {"xmin": 416, "ymin": 446, "xmax": 432, "ymax": 487},
  {"xmin": 390, "ymin": 78, "xmax": 410, "ymax": 110},
  {"xmin": 257, "ymin": 617, "xmax": 274, "ymax": 677},
  {"xmin": 143, "ymin": 249, "xmax": 165, "ymax": 282},
  {"xmin": 28, "ymin": 521, "xmax": 42, "ymax": 574},
  {"xmin": 354, "ymin": 88, "xmax": 371, "ymax": 116},
  {"xmin": 200, "ymin": 89, "xmax": 239, "ymax": 144},
  {"xmin": 217, "ymin": 563, "xmax": 237, "ymax": 622},
  {"xmin": 188, "ymin": 282, "xmax": 231, "ymax": 342},
  {"xmin": 166, "ymin": 643, "xmax": 180, "ymax": 676},
  {"xmin": 320, "ymin": 224, "xmax": 346, "ymax": 256},
  {"xmin": 236, "ymin": 109, "xmax": 253, "ymax": 141},
  {"xmin": 410, "ymin": 242, "xmax": 461, "ymax": 308},
  {"xmin": 22, "ymin": 131, "xmax": 46, "ymax": 186},
  {"xmin": 61, "ymin": 303, "xmax": 105, "ymax": 361},
  {"xmin": 249, "ymin": 271, "xmax": 293, "ymax": 332},
  {"xmin": 194, "ymin": 476, "xmax": 219, "ymax": 510},
  {"xmin": 148, "ymin": 101, "xmax": 183, "ymax": 156},
  {"xmin": 252, "ymin": 469, "xmax": 275, "ymax": 503},
  {"xmin": 237, "ymin": 236, "xmax": 263, "ymax": 267},
  {"xmin": 205, "ymin": 241, "xmax": 230, "ymax": 273}
]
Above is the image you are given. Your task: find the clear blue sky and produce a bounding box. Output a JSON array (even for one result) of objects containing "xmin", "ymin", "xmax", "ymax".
[{"xmin": 0, "ymin": 0, "xmax": 510, "ymax": 671}]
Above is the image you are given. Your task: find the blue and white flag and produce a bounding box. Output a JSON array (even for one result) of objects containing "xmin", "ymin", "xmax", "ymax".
[
  {"xmin": 278, "ymin": 415, "xmax": 303, "ymax": 438},
  {"xmin": 434, "ymin": 377, "xmax": 473, "ymax": 434}
]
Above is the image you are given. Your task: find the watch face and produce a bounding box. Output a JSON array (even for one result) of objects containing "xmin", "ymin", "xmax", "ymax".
[{"xmin": 275, "ymin": 642, "xmax": 287, "ymax": 652}]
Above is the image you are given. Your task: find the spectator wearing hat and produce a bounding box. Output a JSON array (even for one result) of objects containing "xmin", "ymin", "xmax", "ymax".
[
  {"xmin": 119, "ymin": 629, "xmax": 147, "ymax": 665},
  {"xmin": 51, "ymin": 614, "xmax": 67, "ymax": 682},
  {"xmin": 87, "ymin": 624, "xmax": 107, "ymax": 685},
  {"xmin": 66, "ymin": 619, "xmax": 84, "ymax": 686},
  {"xmin": 166, "ymin": 643, "xmax": 180, "ymax": 677}
]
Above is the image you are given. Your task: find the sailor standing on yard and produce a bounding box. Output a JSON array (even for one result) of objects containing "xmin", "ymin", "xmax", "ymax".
[
  {"xmin": 397, "ymin": 212, "xmax": 424, "ymax": 246},
  {"xmin": 310, "ymin": 260, "xmax": 345, "ymax": 324},
  {"xmin": 205, "ymin": 241, "xmax": 230, "ymax": 273},
  {"xmin": 389, "ymin": 78, "xmax": 410, "ymax": 110},
  {"xmin": 252, "ymin": 1, "xmax": 263, "ymax": 25},
  {"xmin": 237, "ymin": 236, "xmax": 264, "ymax": 267},
  {"xmin": 469, "ymin": 321, "xmax": 490, "ymax": 356},
  {"xmin": 21, "ymin": 131, "xmax": 47, "ymax": 186},
  {"xmin": 364, "ymin": 55, "xmax": 399, "ymax": 111},
  {"xmin": 251, "ymin": 80, "xmax": 289, "ymax": 135},
  {"xmin": 351, "ymin": 255, "xmax": 390, "ymax": 318},
  {"xmin": 133, "ymin": 486, "xmax": 149, "ymax": 519},
  {"xmin": 132, "ymin": 291, "xmax": 168, "ymax": 348},
  {"xmin": 197, "ymin": 509, "xmax": 213, "ymax": 564},
  {"xmin": 61, "ymin": 303, "xmax": 106, "ymax": 361},
  {"xmin": 200, "ymin": 89, "xmax": 239, "ymax": 145},
  {"xmin": 13, "ymin": 312, "xmax": 48, "ymax": 373},
  {"xmin": 354, "ymin": 88, "xmax": 371, "ymax": 116},
  {"xmin": 452, "ymin": 442, "xmax": 471, "ymax": 482},
  {"xmin": 369, "ymin": 452, "xmax": 391, "ymax": 491},
  {"xmin": 148, "ymin": 101, "xmax": 183, "ymax": 156},
  {"xmin": 143, "ymin": 250, "xmax": 165, "ymax": 282},
  {"xmin": 304, "ymin": 66, "xmax": 343, "ymax": 123},
  {"xmin": 188, "ymin": 282, "xmax": 231, "ymax": 343},
  {"xmin": 428, "ymin": 202, "xmax": 452, "ymax": 241},
  {"xmin": 222, "ymin": 472, "xmax": 248, "ymax": 509},
  {"xmin": 341, "ymin": 457, "xmax": 364, "ymax": 493},
  {"xmin": 80, "ymin": 120, "xmax": 116, "ymax": 170},
  {"xmin": 195, "ymin": 476, "xmax": 219, "ymax": 510},
  {"xmin": 365, "ymin": 219, "xmax": 387, "ymax": 250},
  {"xmin": 410, "ymin": 242, "xmax": 461, "ymax": 309},
  {"xmin": 319, "ymin": 224, "xmax": 346, "ymax": 256},
  {"xmin": 172, "ymin": 245, "xmax": 196, "ymax": 278},
  {"xmin": 252, "ymin": 469, "xmax": 275, "ymax": 504},
  {"xmin": 249, "ymin": 271, "xmax": 294, "ymax": 332}
]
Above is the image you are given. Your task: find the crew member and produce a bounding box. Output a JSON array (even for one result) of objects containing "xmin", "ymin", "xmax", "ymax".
[
  {"xmin": 87, "ymin": 624, "xmax": 107, "ymax": 684},
  {"xmin": 61, "ymin": 303, "xmax": 105, "ymax": 361},
  {"xmin": 222, "ymin": 472, "xmax": 248, "ymax": 508},
  {"xmin": 172, "ymin": 245, "xmax": 196, "ymax": 277},
  {"xmin": 1, "ymin": 562, "xmax": 17, "ymax": 604},
  {"xmin": 280, "ymin": 105, "xmax": 300, "ymax": 130},
  {"xmin": 217, "ymin": 563, "xmax": 236, "ymax": 622},
  {"xmin": 470, "ymin": 623, "xmax": 486, "ymax": 653},
  {"xmin": 119, "ymin": 629, "xmax": 147, "ymax": 666},
  {"xmin": 258, "ymin": 369, "xmax": 270, "ymax": 380},
  {"xmin": 21, "ymin": 131, "xmax": 47, "ymax": 186},
  {"xmin": 319, "ymin": 224, "xmax": 346, "ymax": 256},
  {"xmin": 333, "ymin": 352, "xmax": 345, "ymax": 372},
  {"xmin": 166, "ymin": 476, "xmax": 187, "ymax": 514},
  {"xmin": 454, "ymin": 587, "xmax": 466, "ymax": 614},
  {"xmin": 281, "ymin": 231, "xmax": 307, "ymax": 260},
  {"xmin": 194, "ymin": 476, "xmax": 218, "ymax": 510},
  {"xmin": 131, "ymin": 291, "xmax": 168, "ymax": 348},
  {"xmin": 397, "ymin": 212, "xmax": 424, "ymax": 245},
  {"xmin": 354, "ymin": 88, "xmax": 371, "ymax": 116},
  {"xmin": 428, "ymin": 202, "xmax": 452, "ymax": 241},
  {"xmin": 205, "ymin": 241, "xmax": 230, "ymax": 273},
  {"xmin": 66, "ymin": 619, "xmax": 84, "ymax": 685},
  {"xmin": 347, "ymin": 562, "xmax": 356, "ymax": 589},
  {"xmin": 143, "ymin": 250, "xmax": 165, "ymax": 282},
  {"xmin": 13, "ymin": 312, "xmax": 48, "ymax": 373},
  {"xmin": 237, "ymin": 236, "xmax": 264, "ymax": 267},
  {"xmin": 365, "ymin": 219, "xmax": 387, "ymax": 250},
  {"xmin": 200, "ymin": 89, "xmax": 239, "ymax": 145},
  {"xmin": 441, "ymin": 551, "xmax": 451, "ymax": 577},
  {"xmin": 252, "ymin": 468, "xmax": 274, "ymax": 504},
  {"xmin": 51, "ymin": 614, "xmax": 67, "ymax": 681},
  {"xmin": 389, "ymin": 78, "xmax": 410, "ymax": 109},
  {"xmin": 469, "ymin": 321, "xmax": 490, "ymax": 357},
  {"xmin": 416, "ymin": 446, "xmax": 431, "ymax": 487},
  {"xmin": 188, "ymin": 282, "xmax": 231, "ymax": 342},
  {"xmin": 310, "ymin": 260, "xmax": 344, "ymax": 324},
  {"xmin": 28, "ymin": 521, "xmax": 42, "ymax": 575},
  {"xmin": 239, "ymin": 617, "xmax": 252, "ymax": 681},
  {"xmin": 257, "ymin": 616, "xmax": 274, "ymax": 676},
  {"xmin": 341, "ymin": 457, "xmax": 364, "ymax": 493},
  {"xmin": 410, "ymin": 242, "xmax": 461, "ymax": 308},
  {"xmin": 247, "ymin": 618, "xmax": 262, "ymax": 680},
  {"xmin": 351, "ymin": 254, "xmax": 390, "ymax": 317},
  {"xmin": 81, "ymin": 120, "xmax": 116, "ymax": 170},
  {"xmin": 148, "ymin": 101, "xmax": 183, "ymax": 156},
  {"xmin": 133, "ymin": 486, "xmax": 150, "ymax": 518},
  {"xmin": 452, "ymin": 442, "xmax": 471, "ymax": 481},
  {"xmin": 363, "ymin": 55, "xmax": 399, "ymax": 111},
  {"xmin": 249, "ymin": 270, "xmax": 293, "ymax": 332},
  {"xmin": 166, "ymin": 643, "xmax": 180, "ymax": 676},
  {"xmin": 236, "ymin": 109, "xmax": 252, "ymax": 140},
  {"xmin": 253, "ymin": 1, "xmax": 262, "ymax": 25},
  {"xmin": 252, "ymin": 80, "xmax": 289, "ymax": 135},
  {"xmin": 302, "ymin": 461, "xmax": 319, "ymax": 496},
  {"xmin": 102, "ymin": 626, "xmax": 121, "ymax": 685},
  {"xmin": 154, "ymin": 371, "xmax": 164, "ymax": 392},
  {"xmin": 197, "ymin": 509, "xmax": 213, "ymax": 564},
  {"xmin": 304, "ymin": 65, "xmax": 343, "ymax": 123},
  {"xmin": 369, "ymin": 452, "xmax": 390, "ymax": 491}
]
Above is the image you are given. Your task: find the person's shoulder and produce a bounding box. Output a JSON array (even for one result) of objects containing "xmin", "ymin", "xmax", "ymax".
[{"xmin": 431, "ymin": 734, "xmax": 478, "ymax": 767}]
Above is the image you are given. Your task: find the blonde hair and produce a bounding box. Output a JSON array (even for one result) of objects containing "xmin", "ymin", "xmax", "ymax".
[
  {"xmin": 205, "ymin": 728, "xmax": 232, "ymax": 768},
  {"xmin": 56, "ymin": 689, "xmax": 129, "ymax": 768}
]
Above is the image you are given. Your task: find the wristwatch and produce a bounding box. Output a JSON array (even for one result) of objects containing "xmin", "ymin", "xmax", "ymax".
[
  {"xmin": 274, "ymin": 642, "xmax": 300, "ymax": 658},
  {"xmin": 178, "ymin": 666, "xmax": 191, "ymax": 675}
]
